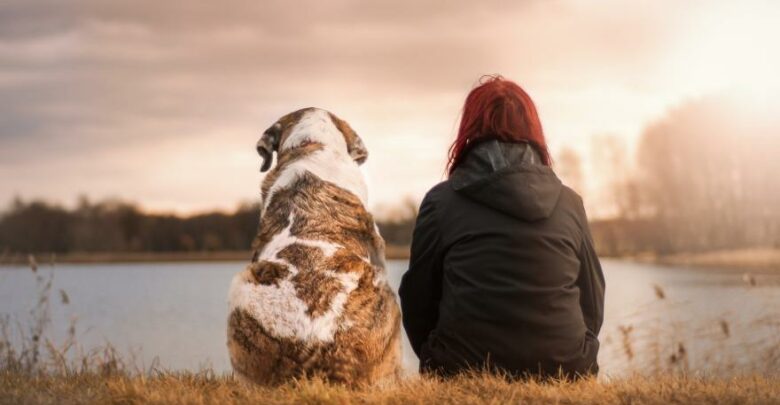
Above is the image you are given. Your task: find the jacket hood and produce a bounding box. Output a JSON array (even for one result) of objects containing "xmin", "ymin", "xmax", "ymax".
[{"xmin": 450, "ymin": 140, "xmax": 562, "ymax": 221}]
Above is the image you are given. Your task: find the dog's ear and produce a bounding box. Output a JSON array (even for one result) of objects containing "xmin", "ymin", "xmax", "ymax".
[
  {"xmin": 348, "ymin": 136, "xmax": 368, "ymax": 165},
  {"xmin": 257, "ymin": 122, "xmax": 282, "ymax": 172},
  {"xmin": 329, "ymin": 113, "xmax": 368, "ymax": 165}
]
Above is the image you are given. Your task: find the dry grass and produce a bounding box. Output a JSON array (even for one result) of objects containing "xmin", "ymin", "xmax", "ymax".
[{"xmin": 1, "ymin": 371, "xmax": 779, "ymax": 405}]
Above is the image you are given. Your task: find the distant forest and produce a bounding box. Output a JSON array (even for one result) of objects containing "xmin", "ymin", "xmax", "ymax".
[
  {"xmin": 582, "ymin": 96, "xmax": 780, "ymax": 255},
  {"xmin": 1, "ymin": 95, "xmax": 778, "ymax": 258},
  {"xmin": 0, "ymin": 197, "xmax": 417, "ymax": 257}
]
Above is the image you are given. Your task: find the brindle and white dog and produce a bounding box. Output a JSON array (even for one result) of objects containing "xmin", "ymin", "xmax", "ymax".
[{"xmin": 227, "ymin": 107, "xmax": 401, "ymax": 386}]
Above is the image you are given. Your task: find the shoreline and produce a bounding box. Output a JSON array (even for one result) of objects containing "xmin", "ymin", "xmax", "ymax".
[
  {"xmin": 627, "ymin": 247, "xmax": 780, "ymax": 273},
  {"xmin": 0, "ymin": 245, "xmax": 413, "ymax": 265},
  {"xmin": 2, "ymin": 247, "xmax": 779, "ymax": 272},
  {"xmin": 0, "ymin": 251, "xmax": 251, "ymax": 265}
]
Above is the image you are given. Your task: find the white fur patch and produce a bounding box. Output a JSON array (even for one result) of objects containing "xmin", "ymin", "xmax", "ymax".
[
  {"xmin": 262, "ymin": 109, "xmax": 368, "ymax": 212},
  {"xmin": 228, "ymin": 213, "xmax": 361, "ymax": 343}
]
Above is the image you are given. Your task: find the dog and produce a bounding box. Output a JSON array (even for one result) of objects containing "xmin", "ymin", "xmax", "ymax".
[{"xmin": 227, "ymin": 107, "xmax": 401, "ymax": 386}]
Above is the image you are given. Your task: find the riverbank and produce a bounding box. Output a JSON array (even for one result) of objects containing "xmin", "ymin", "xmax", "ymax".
[
  {"xmin": 1, "ymin": 371, "xmax": 778, "ymax": 405},
  {"xmin": 3, "ymin": 247, "xmax": 780, "ymax": 271},
  {"xmin": 0, "ymin": 245, "xmax": 413, "ymax": 265},
  {"xmin": 0, "ymin": 251, "xmax": 251, "ymax": 265},
  {"xmin": 634, "ymin": 248, "xmax": 780, "ymax": 273}
]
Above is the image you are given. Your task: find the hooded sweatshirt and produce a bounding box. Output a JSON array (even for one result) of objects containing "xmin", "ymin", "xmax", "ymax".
[{"xmin": 399, "ymin": 139, "xmax": 605, "ymax": 378}]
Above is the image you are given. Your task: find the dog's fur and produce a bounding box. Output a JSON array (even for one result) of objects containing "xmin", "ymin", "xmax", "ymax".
[{"xmin": 227, "ymin": 108, "xmax": 401, "ymax": 386}]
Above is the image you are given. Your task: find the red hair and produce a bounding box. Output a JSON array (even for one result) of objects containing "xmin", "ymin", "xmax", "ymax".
[{"xmin": 447, "ymin": 75, "xmax": 551, "ymax": 175}]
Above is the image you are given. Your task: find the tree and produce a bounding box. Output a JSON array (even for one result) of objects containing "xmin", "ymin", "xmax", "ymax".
[{"xmin": 556, "ymin": 147, "xmax": 584, "ymax": 196}]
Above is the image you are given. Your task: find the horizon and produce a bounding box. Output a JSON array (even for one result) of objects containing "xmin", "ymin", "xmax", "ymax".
[{"xmin": 1, "ymin": 0, "xmax": 779, "ymax": 218}]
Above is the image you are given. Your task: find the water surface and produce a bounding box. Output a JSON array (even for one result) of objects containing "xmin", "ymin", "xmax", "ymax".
[{"xmin": 1, "ymin": 259, "xmax": 778, "ymax": 375}]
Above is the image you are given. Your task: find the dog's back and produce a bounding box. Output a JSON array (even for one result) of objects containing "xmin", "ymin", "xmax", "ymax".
[{"xmin": 227, "ymin": 108, "xmax": 400, "ymax": 385}]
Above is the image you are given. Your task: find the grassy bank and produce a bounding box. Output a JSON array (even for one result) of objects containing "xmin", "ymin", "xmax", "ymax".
[{"xmin": 2, "ymin": 371, "xmax": 779, "ymax": 405}]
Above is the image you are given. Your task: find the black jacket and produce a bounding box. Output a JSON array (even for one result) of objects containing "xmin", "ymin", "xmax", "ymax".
[{"xmin": 399, "ymin": 140, "xmax": 605, "ymax": 378}]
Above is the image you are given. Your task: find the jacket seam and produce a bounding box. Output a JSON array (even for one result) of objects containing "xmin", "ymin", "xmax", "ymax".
[
  {"xmin": 580, "ymin": 237, "xmax": 599, "ymax": 334},
  {"xmin": 428, "ymin": 187, "xmax": 445, "ymax": 252}
]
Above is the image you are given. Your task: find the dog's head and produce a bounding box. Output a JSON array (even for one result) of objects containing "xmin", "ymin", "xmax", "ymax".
[{"xmin": 257, "ymin": 107, "xmax": 367, "ymax": 172}]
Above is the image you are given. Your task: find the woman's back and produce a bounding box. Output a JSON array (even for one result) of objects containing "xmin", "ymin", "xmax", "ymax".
[{"xmin": 399, "ymin": 140, "xmax": 604, "ymax": 378}]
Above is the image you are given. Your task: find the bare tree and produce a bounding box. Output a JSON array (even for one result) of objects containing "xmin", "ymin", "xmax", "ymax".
[{"xmin": 556, "ymin": 147, "xmax": 585, "ymax": 196}]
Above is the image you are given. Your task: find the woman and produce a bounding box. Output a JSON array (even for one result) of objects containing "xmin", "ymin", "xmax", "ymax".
[{"xmin": 399, "ymin": 75, "xmax": 605, "ymax": 379}]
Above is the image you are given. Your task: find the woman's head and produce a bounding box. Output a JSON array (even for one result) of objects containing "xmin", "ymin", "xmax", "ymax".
[{"xmin": 447, "ymin": 75, "xmax": 551, "ymax": 175}]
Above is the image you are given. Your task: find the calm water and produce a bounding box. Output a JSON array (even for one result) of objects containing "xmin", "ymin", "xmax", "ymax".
[{"xmin": 1, "ymin": 259, "xmax": 779, "ymax": 376}]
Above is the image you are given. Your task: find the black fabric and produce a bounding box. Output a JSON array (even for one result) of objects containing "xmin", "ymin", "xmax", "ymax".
[{"xmin": 399, "ymin": 139, "xmax": 605, "ymax": 379}]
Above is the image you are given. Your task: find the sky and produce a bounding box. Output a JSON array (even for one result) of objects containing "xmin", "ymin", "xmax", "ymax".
[{"xmin": 1, "ymin": 0, "xmax": 778, "ymax": 216}]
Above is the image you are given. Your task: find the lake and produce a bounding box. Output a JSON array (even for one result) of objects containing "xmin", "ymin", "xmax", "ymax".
[{"xmin": 1, "ymin": 259, "xmax": 779, "ymax": 376}]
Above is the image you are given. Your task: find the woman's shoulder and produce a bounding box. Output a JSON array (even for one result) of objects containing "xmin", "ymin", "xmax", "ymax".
[
  {"xmin": 557, "ymin": 185, "xmax": 590, "ymax": 230},
  {"xmin": 421, "ymin": 180, "xmax": 459, "ymax": 207},
  {"xmin": 558, "ymin": 185, "xmax": 584, "ymax": 208},
  {"xmin": 426, "ymin": 180, "xmax": 452, "ymax": 197},
  {"xmin": 410, "ymin": 181, "xmax": 451, "ymax": 222}
]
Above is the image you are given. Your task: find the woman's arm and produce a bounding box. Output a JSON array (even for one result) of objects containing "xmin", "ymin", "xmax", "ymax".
[
  {"xmin": 576, "ymin": 207, "xmax": 606, "ymax": 336},
  {"xmin": 399, "ymin": 192, "xmax": 444, "ymax": 357}
]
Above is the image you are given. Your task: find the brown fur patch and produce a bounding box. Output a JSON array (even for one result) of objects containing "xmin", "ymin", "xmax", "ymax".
[
  {"xmin": 249, "ymin": 260, "xmax": 290, "ymax": 286},
  {"xmin": 260, "ymin": 141, "xmax": 324, "ymax": 206},
  {"xmin": 277, "ymin": 243, "xmax": 343, "ymax": 317},
  {"xmin": 253, "ymin": 171, "xmax": 385, "ymax": 269},
  {"xmin": 327, "ymin": 111, "xmax": 366, "ymax": 161}
]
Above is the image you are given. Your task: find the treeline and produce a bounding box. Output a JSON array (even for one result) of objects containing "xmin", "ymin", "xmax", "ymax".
[
  {"xmin": 0, "ymin": 197, "xmax": 417, "ymax": 256},
  {"xmin": 584, "ymin": 95, "xmax": 780, "ymax": 256},
  {"xmin": 0, "ymin": 198, "xmax": 260, "ymax": 254}
]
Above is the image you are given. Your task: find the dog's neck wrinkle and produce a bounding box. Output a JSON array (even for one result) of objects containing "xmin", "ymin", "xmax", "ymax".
[
  {"xmin": 260, "ymin": 146, "xmax": 368, "ymax": 215},
  {"xmin": 260, "ymin": 141, "xmax": 322, "ymax": 197},
  {"xmin": 278, "ymin": 140, "xmax": 323, "ymax": 163},
  {"xmin": 281, "ymin": 138, "xmax": 346, "ymax": 159}
]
